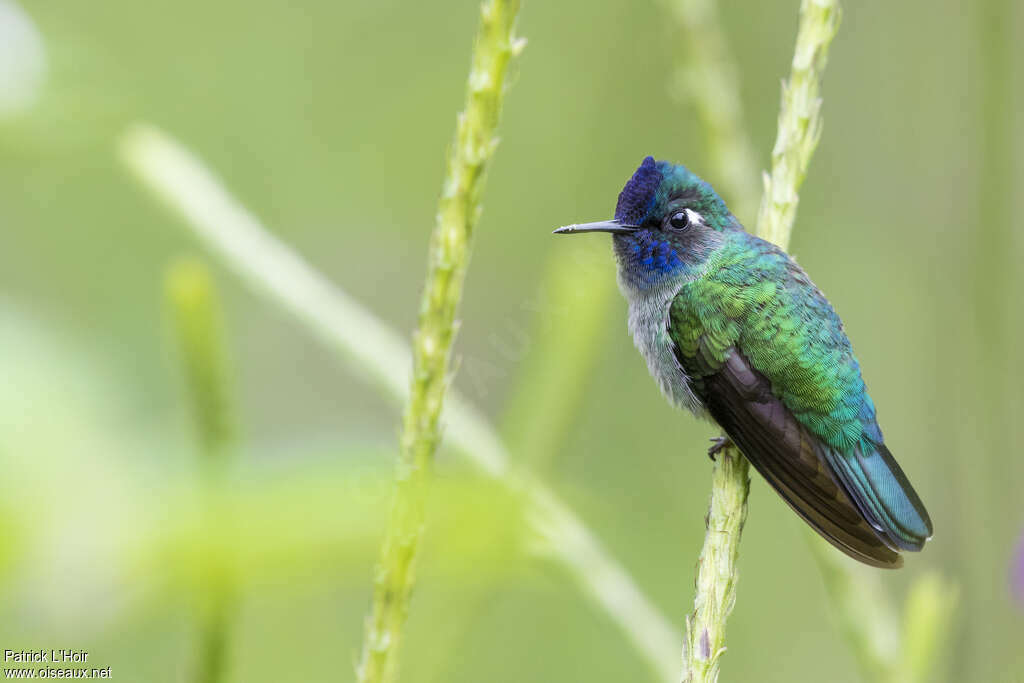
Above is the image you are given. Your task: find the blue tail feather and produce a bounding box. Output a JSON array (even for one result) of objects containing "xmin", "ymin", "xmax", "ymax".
[{"xmin": 823, "ymin": 443, "xmax": 932, "ymax": 551}]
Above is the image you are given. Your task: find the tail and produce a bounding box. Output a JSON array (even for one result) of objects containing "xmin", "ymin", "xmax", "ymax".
[{"xmin": 822, "ymin": 442, "xmax": 933, "ymax": 552}]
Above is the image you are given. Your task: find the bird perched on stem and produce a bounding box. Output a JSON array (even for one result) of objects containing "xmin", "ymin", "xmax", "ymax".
[{"xmin": 554, "ymin": 156, "xmax": 932, "ymax": 567}]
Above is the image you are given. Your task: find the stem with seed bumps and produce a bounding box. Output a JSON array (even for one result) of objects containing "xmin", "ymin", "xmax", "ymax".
[
  {"xmin": 755, "ymin": 0, "xmax": 841, "ymax": 250},
  {"xmin": 669, "ymin": 0, "xmax": 958, "ymax": 680},
  {"xmin": 680, "ymin": 2, "xmax": 841, "ymax": 682},
  {"xmin": 355, "ymin": 2, "xmax": 524, "ymax": 682}
]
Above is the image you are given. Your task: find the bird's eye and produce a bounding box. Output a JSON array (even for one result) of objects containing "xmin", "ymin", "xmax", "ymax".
[{"xmin": 669, "ymin": 211, "xmax": 690, "ymax": 230}]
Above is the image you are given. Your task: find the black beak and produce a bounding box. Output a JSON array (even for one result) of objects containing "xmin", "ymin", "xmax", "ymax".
[{"xmin": 552, "ymin": 220, "xmax": 638, "ymax": 235}]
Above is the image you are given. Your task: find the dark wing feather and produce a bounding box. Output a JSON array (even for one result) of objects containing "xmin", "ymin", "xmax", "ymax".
[{"xmin": 701, "ymin": 350, "xmax": 904, "ymax": 568}]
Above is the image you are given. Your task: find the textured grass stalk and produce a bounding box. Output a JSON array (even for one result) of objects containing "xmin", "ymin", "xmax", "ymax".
[
  {"xmin": 356, "ymin": 2, "xmax": 524, "ymax": 681},
  {"xmin": 660, "ymin": 0, "xmax": 760, "ymax": 222},
  {"xmin": 166, "ymin": 259, "xmax": 237, "ymax": 683},
  {"xmin": 681, "ymin": 2, "xmax": 840, "ymax": 681},
  {"xmin": 667, "ymin": 0, "xmax": 958, "ymax": 681},
  {"xmin": 120, "ymin": 124, "xmax": 681, "ymax": 681},
  {"xmin": 417, "ymin": 245, "xmax": 618, "ymax": 678},
  {"xmin": 680, "ymin": 450, "xmax": 749, "ymax": 683},
  {"xmin": 754, "ymin": 0, "xmax": 841, "ymax": 250}
]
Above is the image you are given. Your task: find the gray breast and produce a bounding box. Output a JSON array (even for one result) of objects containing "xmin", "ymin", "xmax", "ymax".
[{"xmin": 618, "ymin": 275, "xmax": 704, "ymax": 416}]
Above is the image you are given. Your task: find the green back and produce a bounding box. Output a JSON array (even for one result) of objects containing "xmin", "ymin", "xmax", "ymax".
[{"xmin": 669, "ymin": 231, "xmax": 879, "ymax": 453}]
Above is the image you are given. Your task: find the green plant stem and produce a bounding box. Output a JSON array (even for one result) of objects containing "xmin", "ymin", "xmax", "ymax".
[
  {"xmin": 680, "ymin": 2, "xmax": 840, "ymax": 681},
  {"xmin": 680, "ymin": 450, "xmax": 749, "ymax": 683},
  {"xmin": 755, "ymin": 0, "xmax": 841, "ymax": 250},
  {"xmin": 413, "ymin": 244, "xmax": 618, "ymax": 679},
  {"xmin": 167, "ymin": 260, "xmax": 235, "ymax": 464},
  {"xmin": 669, "ymin": 0, "xmax": 959, "ymax": 679},
  {"xmin": 355, "ymin": 3, "xmax": 524, "ymax": 682},
  {"xmin": 166, "ymin": 259, "xmax": 237, "ymax": 683}
]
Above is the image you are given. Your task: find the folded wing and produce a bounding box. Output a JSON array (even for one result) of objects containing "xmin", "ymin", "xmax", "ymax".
[{"xmin": 703, "ymin": 350, "xmax": 905, "ymax": 567}]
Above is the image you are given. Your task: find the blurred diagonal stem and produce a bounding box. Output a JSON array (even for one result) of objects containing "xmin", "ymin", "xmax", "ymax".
[
  {"xmin": 166, "ymin": 259, "xmax": 237, "ymax": 683},
  {"xmin": 354, "ymin": 2, "xmax": 524, "ymax": 681},
  {"xmin": 678, "ymin": 1, "xmax": 840, "ymax": 681}
]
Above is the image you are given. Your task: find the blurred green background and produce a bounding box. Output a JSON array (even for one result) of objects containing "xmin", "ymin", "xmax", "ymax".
[{"xmin": 1, "ymin": 0, "xmax": 1022, "ymax": 681}]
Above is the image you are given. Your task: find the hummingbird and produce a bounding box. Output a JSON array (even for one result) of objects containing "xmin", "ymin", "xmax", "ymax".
[{"xmin": 554, "ymin": 156, "xmax": 932, "ymax": 567}]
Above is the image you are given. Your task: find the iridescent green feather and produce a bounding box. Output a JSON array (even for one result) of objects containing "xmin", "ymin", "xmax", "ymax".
[{"xmin": 671, "ymin": 232, "xmax": 867, "ymax": 451}]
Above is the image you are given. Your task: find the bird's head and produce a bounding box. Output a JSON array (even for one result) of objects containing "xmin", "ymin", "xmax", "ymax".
[{"xmin": 554, "ymin": 156, "xmax": 739, "ymax": 288}]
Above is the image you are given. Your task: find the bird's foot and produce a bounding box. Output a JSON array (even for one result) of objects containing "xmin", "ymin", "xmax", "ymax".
[{"xmin": 707, "ymin": 436, "xmax": 734, "ymax": 461}]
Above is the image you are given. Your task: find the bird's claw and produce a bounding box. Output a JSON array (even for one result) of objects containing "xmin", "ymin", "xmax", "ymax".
[{"xmin": 707, "ymin": 436, "xmax": 734, "ymax": 461}]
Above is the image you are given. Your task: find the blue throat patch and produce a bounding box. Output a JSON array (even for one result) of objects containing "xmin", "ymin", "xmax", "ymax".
[{"xmin": 630, "ymin": 231, "xmax": 682, "ymax": 273}]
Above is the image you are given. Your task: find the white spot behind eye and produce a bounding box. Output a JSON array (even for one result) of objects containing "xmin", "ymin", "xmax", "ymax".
[{"xmin": 684, "ymin": 208, "xmax": 704, "ymax": 227}]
